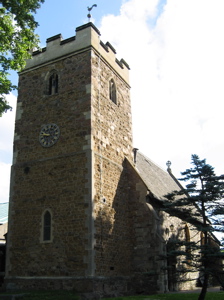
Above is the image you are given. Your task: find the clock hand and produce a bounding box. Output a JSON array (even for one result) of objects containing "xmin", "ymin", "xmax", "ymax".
[{"xmin": 41, "ymin": 133, "xmax": 50, "ymax": 136}]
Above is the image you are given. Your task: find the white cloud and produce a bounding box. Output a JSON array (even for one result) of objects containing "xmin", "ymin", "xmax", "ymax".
[
  {"xmin": 0, "ymin": 93, "xmax": 16, "ymax": 154},
  {"xmin": 120, "ymin": 0, "xmax": 159, "ymax": 20},
  {"xmin": 0, "ymin": 93, "xmax": 16, "ymax": 203},
  {"xmin": 100, "ymin": 0, "xmax": 224, "ymax": 176},
  {"xmin": 0, "ymin": 162, "xmax": 11, "ymax": 203}
]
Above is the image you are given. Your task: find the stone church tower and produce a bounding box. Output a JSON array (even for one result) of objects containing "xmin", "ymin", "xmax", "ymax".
[
  {"xmin": 6, "ymin": 23, "xmax": 134, "ymax": 292},
  {"xmin": 5, "ymin": 22, "xmax": 208, "ymax": 296}
]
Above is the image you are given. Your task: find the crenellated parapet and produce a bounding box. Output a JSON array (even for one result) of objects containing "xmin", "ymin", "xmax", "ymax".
[{"xmin": 25, "ymin": 22, "xmax": 130, "ymax": 83}]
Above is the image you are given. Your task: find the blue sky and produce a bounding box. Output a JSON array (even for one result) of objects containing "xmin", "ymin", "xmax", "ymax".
[
  {"xmin": 1, "ymin": 0, "xmax": 224, "ymax": 204},
  {"xmin": 34, "ymin": 0, "xmax": 123, "ymax": 41}
]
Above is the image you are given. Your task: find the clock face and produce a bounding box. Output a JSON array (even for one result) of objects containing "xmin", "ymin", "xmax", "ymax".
[{"xmin": 39, "ymin": 123, "xmax": 60, "ymax": 147}]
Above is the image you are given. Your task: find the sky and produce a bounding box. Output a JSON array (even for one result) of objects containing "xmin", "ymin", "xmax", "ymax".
[{"xmin": 1, "ymin": 0, "xmax": 224, "ymax": 204}]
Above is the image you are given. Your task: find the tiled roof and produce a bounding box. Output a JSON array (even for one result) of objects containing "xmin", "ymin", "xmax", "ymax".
[
  {"xmin": 0, "ymin": 202, "xmax": 9, "ymax": 224},
  {"xmin": 135, "ymin": 151, "xmax": 181, "ymax": 200},
  {"xmin": 133, "ymin": 151, "xmax": 204, "ymax": 226}
]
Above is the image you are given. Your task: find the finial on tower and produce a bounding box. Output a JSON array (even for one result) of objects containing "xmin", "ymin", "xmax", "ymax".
[
  {"xmin": 166, "ymin": 160, "xmax": 172, "ymax": 172},
  {"xmin": 87, "ymin": 4, "xmax": 97, "ymax": 22}
]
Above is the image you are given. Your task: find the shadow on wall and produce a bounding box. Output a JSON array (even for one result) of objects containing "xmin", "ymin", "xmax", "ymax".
[{"xmin": 93, "ymin": 160, "xmax": 165, "ymax": 294}]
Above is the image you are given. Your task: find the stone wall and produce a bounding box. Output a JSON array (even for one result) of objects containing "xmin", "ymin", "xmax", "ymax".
[
  {"xmin": 93, "ymin": 157, "xmax": 133, "ymax": 277},
  {"xmin": 124, "ymin": 161, "xmax": 201, "ymax": 292},
  {"xmin": 14, "ymin": 50, "xmax": 92, "ymax": 164},
  {"xmin": 7, "ymin": 49, "xmax": 93, "ymax": 278},
  {"xmin": 5, "ymin": 276, "xmax": 155, "ymax": 298},
  {"xmin": 8, "ymin": 154, "xmax": 90, "ymax": 277},
  {"xmin": 90, "ymin": 49, "xmax": 134, "ymax": 277},
  {"xmin": 91, "ymin": 49, "xmax": 132, "ymax": 164},
  {"xmin": 6, "ymin": 24, "xmax": 135, "ymax": 293}
]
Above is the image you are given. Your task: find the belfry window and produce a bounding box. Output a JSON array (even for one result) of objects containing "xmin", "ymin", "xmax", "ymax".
[
  {"xmin": 43, "ymin": 210, "xmax": 52, "ymax": 241},
  {"xmin": 109, "ymin": 79, "xmax": 117, "ymax": 104},
  {"xmin": 49, "ymin": 73, "xmax": 58, "ymax": 95}
]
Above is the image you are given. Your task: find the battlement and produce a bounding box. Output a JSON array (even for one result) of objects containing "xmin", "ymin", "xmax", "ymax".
[{"xmin": 24, "ymin": 22, "xmax": 130, "ymax": 83}]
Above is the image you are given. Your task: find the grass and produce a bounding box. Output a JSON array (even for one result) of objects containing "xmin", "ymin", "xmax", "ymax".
[
  {"xmin": 0, "ymin": 290, "xmax": 223, "ymax": 300},
  {"xmin": 23, "ymin": 291, "xmax": 80, "ymax": 300},
  {"xmin": 0, "ymin": 290, "xmax": 79, "ymax": 300},
  {"xmin": 101, "ymin": 291, "xmax": 224, "ymax": 300}
]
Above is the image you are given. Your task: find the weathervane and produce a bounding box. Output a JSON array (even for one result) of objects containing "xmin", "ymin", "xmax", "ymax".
[{"xmin": 87, "ymin": 4, "xmax": 97, "ymax": 22}]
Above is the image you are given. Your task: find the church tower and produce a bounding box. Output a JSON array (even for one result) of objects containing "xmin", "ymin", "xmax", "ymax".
[{"xmin": 5, "ymin": 23, "xmax": 133, "ymax": 291}]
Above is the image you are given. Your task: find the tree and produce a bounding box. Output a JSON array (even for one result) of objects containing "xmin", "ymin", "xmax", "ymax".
[
  {"xmin": 0, "ymin": 0, "xmax": 45, "ymax": 116},
  {"xmin": 164, "ymin": 154, "xmax": 224, "ymax": 300}
]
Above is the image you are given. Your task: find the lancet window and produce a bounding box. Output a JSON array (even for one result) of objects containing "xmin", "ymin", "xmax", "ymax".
[
  {"xmin": 109, "ymin": 79, "xmax": 117, "ymax": 104},
  {"xmin": 49, "ymin": 72, "xmax": 58, "ymax": 95},
  {"xmin": 42, "ymin": 210, "xmax": 52, "ymax": 242}
]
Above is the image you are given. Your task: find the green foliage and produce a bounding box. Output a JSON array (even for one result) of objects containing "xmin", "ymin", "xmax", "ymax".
[
  {"xmin": 164, "ymin": 155, "xmax": 224, "ymax": 239},
  {"xmin": 163, "ymin": 155, "xmax": 224, "ymax": 300},
  {"xmin": 2, "ymin": 290, "xmax": 223, "ymax": 300},
  {"xmin": 0, "ymin": 0, "xmax": 45, "ymax": 116},
  {"xmin": 2, "ymin": 290, "xmax": 79, "ymax": 300},
  {"xmin": 179, "ymin": 155, "xmax": 224, "ymax": 238}
]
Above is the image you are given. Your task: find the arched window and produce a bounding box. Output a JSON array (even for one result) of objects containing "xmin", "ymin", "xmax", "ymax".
[
  {"xmin": 42, "ymin": 210, "xmax": 52, "ymax": 242},
  {"xmin": 109, "ymin": 79, "xmax": 117, "ymax": 104},
  {"xmin": 49, "ymin": 73, "xmax": 58, "ymax": 95}
]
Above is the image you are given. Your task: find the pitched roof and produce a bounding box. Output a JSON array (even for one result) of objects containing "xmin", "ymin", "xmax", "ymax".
[
  {"xmin": 135, "ymin": 151, "xmax": 182, "ymax": 200},
  {"xmin": 131, "ymin": 151, "xmax": 206, "ymax": 227},
  {"xmin": 0, "ymin": 202, "xmax": 9, "ymax": 224}
]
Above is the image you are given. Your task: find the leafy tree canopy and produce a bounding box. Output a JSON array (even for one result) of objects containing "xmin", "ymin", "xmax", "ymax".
[{"xmin": 0, "ymin": 0, "xmax": 44, "ymax": 116}]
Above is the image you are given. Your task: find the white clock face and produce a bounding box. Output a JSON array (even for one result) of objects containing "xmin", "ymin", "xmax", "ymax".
[{"xmin": 39, "ymin": 123, "xmax": 60, "ymax": 147}]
